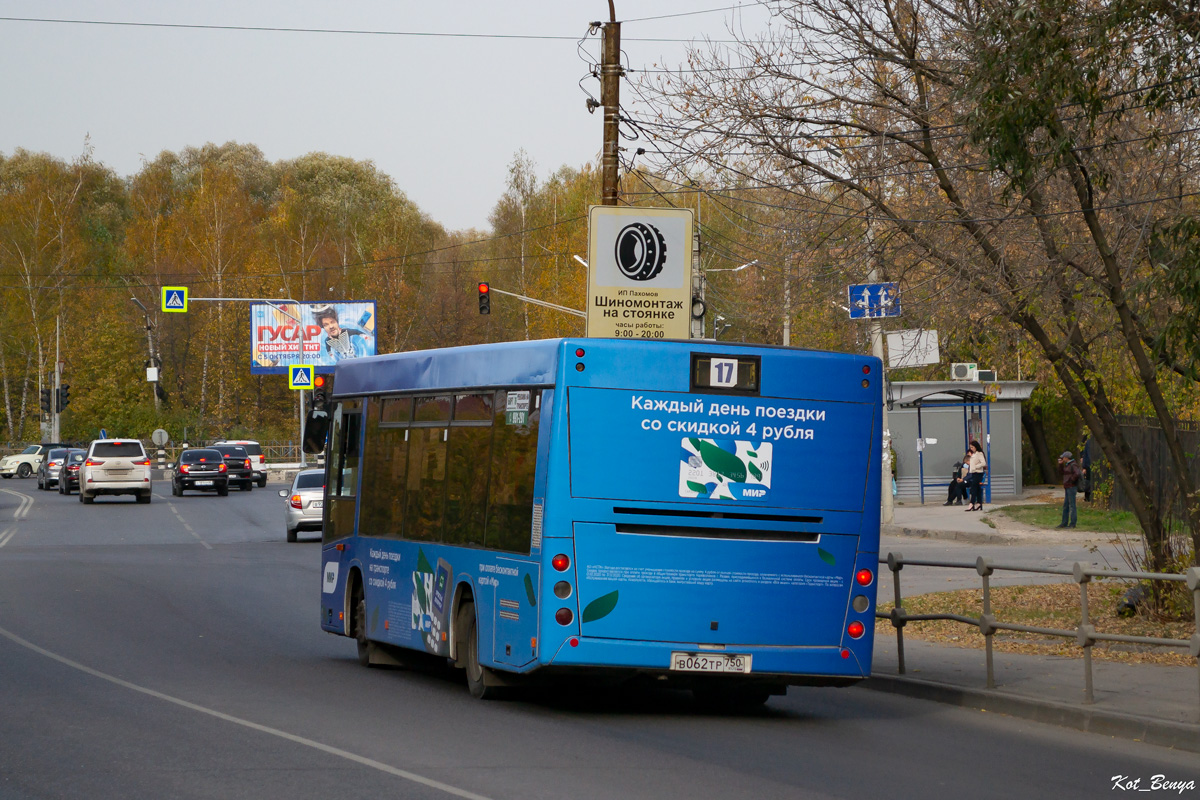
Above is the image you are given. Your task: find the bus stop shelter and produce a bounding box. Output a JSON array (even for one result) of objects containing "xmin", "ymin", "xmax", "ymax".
[{"xmin": 888, "ymin": 380, "xmax": 1038, "ymax": 503}]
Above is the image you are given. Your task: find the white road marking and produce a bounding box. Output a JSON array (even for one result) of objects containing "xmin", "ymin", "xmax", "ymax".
[
  {"xmin": 1, "ymin": 488, "xmax": 34, "ymax": 520},
  {"xmin": 168, "ymin": 503, "xmax": 213, "ymax": 550},
  {"xmin": 0, "ymin": 624, "xmax": 492, "ymax": 800},
  {"xmin": 0, "ymin": 528, "xmax": 14, "ymax": 548}
]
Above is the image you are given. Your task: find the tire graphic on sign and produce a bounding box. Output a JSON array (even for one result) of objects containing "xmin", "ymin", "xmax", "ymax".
[{"xmin": 614, "ymin": 222, "xmax": 668, "ymax": 281}]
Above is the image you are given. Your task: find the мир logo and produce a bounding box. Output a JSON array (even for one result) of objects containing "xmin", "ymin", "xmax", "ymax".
[{"xmin": 614, "ymin": 222, "xmax": 668, "ymax": 281}]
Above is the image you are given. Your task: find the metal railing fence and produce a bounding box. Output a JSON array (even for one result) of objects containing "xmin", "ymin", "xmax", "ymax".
[
  {"xmin": 3, "ymin": 442, "xmax": 318, "ymax": 466},
  {"xmin": 877, "ymin": 553, "xmax": 1200, "ymax": 720}
]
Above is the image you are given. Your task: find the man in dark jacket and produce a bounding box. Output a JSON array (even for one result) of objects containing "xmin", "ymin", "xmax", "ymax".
[
  {"xmin": 943, "ymin": 459, "xmax": 966, "ymax": 505},
  {"xmin": 1056, "ymin": 451, "xmax": 1082, "ymax": 529}
]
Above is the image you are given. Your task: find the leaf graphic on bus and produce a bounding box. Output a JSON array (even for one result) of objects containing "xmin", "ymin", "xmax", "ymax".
[
  {"xmin": 695, "ymin": 440, "xmax": 747, "ymax": 482},
  {"xmin": 686, "ymin": 480, "xmax": 708, "ymax": 495},
  {"xmin": 747, "ymin": 462, "xmax": 763, "ymax": 481},
  {"xmin": 416, "ymin": 548, "xmax": 434, "ymax": 575},
  {"xmin": 746, "ymin": 450, "xmax": 758, "ymax": 458},
  {"xmin": 524, "ymin": 573, "xmax": 537, "ymax": 606},
  {"xmin": 817, "ymin": 547, "xmax": 836, "ymax": 566},
  {"xmin": 582, "ymin": 590, "xmax": 619, "ymax": 623}
]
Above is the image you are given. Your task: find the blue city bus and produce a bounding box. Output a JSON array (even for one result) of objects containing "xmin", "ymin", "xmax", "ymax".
[{"xmin": 315, "ymin": 338, "xmax": 882, "ymax": 703}]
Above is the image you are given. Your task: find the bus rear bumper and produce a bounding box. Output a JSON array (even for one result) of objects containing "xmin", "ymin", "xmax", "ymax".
[{"xmin": 543, "ymin": 636, "xmax": 870, "ymax": 684}]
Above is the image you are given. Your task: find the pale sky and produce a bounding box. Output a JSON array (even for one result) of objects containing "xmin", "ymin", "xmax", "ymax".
[{"xmin": 0, "ymin": 1, "xmax": 770, "ymax": 232}]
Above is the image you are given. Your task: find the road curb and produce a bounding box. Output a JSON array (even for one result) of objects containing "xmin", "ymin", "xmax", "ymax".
[
  {"xmin": 881, "ymin": 525, "xmax": 1018, "ymax": 545},
  {"xmin": 862, "ymin": 673, "xmax": 1200, "ymax": 753}
]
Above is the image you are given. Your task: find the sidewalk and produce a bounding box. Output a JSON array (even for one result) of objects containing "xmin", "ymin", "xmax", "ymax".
[{"xmin": 869, "ymin": 491, "xmax": 1200, "ymax": 752}]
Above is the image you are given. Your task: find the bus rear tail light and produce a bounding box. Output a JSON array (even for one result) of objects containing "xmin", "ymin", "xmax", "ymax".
[
  {"xmin": 856, "ymin": 569, "xmax": 874, "ymax": 586},
  {"xmin": 847, "ymin": 621, "xmax": 865, "ymax": 639},
  {"xmin": 290, "ymin": 494, "xmax": 303, "ymax": 509},
  {"xmin": 552, "ymin": 554, "xmax": 570, "ymax": 572},
  {"xmin": 553, "ymin": 581, "xmax": 572, "ymax": 599},
  {"xmin": 555, "ymin": 608, "xmax": 574, "ymax": 626}
]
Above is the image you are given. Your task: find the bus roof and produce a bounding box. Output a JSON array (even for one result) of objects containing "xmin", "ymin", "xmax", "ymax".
[
  {"xmin": 332, "ymin": 338, "xmax": 881, "ymax": 400},
  {"xmin": 333, "ymin": 339, "xmax": 564, "ymax": 397}
]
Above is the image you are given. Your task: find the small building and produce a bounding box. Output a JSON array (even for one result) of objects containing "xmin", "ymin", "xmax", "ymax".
[{"xmin": 888, "ymin": 380, "xmax": 1038, "ymax": 502}]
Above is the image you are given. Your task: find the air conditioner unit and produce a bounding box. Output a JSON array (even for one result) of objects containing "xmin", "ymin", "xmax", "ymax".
[
  {"xmin": 977, "ymin": 369, "xmax": 997, "ymax": 382},
  {"xmin": 951, "ymin": 362, "xmax": 978, "ymax": 381}
]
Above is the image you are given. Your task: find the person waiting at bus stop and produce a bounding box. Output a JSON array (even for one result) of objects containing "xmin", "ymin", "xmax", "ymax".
[
  {"xmin": 1056, "ymin": 451, "xmax": 1082, "ymax": 528},
  {"xmin": 964, "ymin": 441, "xmax": 987, "ymax": 511},
  {"xmin": 943, "ymin": 455, "xmax": 967, "ymax": 505}
]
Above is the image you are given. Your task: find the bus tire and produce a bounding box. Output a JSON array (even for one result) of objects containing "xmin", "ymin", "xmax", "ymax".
[
  {"xmin": 458, "ymin": 602, "xmax": 500, "ymax": 699},
  {"xmin": 352, "ymin": 579, "xmax": 370, "ymax": 667}
]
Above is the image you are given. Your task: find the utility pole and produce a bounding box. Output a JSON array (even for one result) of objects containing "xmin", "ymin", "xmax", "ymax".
[
  {"xmin": 865, "ymin": 233, "xmax": 894, "ymax": 524},
  {"xmin": 131, "ymin": 297, "xmax": 160, "ymax": 413},
  {"xmin": 600, "ymin": 2, "xmax": 621, "ymax": 206},
  {"xmin": 52, "ymin": 316, "xmax": 61, "ymax": 442}
]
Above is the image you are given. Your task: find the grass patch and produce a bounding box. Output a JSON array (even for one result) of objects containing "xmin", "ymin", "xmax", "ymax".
[
  {"xmin": 876, "ymin": 582, "xmax": 1195, "ymax": 666},
  {"xmin": 998, "ymin": 503, "xmax": 1143, "ymax": 534}
]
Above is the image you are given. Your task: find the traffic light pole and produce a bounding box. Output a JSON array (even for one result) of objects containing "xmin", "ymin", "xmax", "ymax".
[{"xmin": 484, "ymin": 286, "xmax": 586, "ymax": 318}]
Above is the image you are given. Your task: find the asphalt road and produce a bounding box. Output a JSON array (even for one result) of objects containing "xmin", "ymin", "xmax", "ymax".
[{"xmin": 0, "ymin": 481, "xmax": 1195, "ymax": 800}]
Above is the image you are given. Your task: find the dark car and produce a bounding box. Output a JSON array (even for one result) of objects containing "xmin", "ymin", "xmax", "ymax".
[
  {"xmin": 211, "ymin": 439, "xmax": 268, "ymax": 487},
  {"xmin": 57, "ymin": 448, "xmax": 86, "ymax": 495},
  {"xmin": 211, "ymin": 444, "xmax": 254, "ymax": 491},
  {"xmin": 171, "ymin": 448, "xmax": 229, "ymax": 497},
  {"xmin": 36, "ymin": 447, "xmax": 70, "ymax": 490}
]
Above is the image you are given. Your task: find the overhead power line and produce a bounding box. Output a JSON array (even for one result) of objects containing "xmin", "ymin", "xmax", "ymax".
[{"xmin": 0, "ymin": 16, "xmax": 741, "ymax": 43}]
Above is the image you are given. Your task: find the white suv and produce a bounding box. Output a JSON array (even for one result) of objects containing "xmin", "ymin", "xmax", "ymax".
[{"xmin": 80, "ymin": 439, "xmax": 153, "ymax": 504}]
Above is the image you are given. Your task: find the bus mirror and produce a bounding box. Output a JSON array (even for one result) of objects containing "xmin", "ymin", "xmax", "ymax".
[{"xmin": 302, "ymin": 411, "xmax": 330, "ymax": 454}]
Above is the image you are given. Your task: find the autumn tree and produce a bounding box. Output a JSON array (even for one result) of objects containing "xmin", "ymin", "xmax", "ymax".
[{"xmin": 632, "ymin": 0, "xmax": 1200, "ymax": 567}]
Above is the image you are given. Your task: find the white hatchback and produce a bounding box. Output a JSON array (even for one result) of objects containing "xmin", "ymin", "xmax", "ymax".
[{"xmin": 80, "ymin": 439, "xmax": 153, "ymax": 504}]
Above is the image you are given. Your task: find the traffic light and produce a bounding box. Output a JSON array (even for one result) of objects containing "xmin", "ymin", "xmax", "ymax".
[
  {"xmin": 303, "ymin": 374, "xmax": 333, "ymax": 454},
  {"xmin": 40, "ymin": 388, "xmax": 52, "ymax": 414},
  {"xmin": 478, "ymin": 282, "xmax": 490, "ymax": 315},
  {"xmin": 312, "ymin": 374, "xmax": 331, "ymax": 411},
  {"xmin": 56, "ymin": 384, "xmax": 70, "ymax": 413}
]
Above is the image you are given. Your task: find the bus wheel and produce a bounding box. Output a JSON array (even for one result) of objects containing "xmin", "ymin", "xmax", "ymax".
[
  {"xmin": 352, "ymin": 580, "xmax": 370, "ymax": 667},
  {"xmin": 458, "ymin": 602, "xmax": 500, "ymax": 699}
]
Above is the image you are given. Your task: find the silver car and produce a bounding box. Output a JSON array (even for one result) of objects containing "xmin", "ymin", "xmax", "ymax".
[
  {"xmin": 36, "ymin": 447, "xmax": 70, "ymax": 490},
  {"xmin": 280, "ymin": 468, "xmax": 324, "ymax": 542}
]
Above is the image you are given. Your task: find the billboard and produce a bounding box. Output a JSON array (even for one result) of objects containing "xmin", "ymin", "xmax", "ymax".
[
  {"xmin": 250, "ymin": 301, "xmax": 377, "ymax": 374},
  {"xmin": 586, "ymin": 206, "xmax": 694, "ymax": 340}
]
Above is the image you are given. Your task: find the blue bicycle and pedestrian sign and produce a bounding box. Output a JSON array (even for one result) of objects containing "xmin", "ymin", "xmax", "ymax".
[{"xmin": 847, "ymin": 282, "xmax": 901, "ymax": 319}]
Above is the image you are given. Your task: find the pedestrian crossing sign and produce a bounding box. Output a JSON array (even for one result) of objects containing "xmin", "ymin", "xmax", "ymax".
[
  {"xmin": 289, "ymin": 364, "xmax": 314, "ymax": 390},
  {"xmin": 161, "ymin": 286, "xmax": 188, "ymax": 313}
]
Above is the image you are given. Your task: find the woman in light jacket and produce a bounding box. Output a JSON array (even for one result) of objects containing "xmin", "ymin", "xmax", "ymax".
[{"xmin": 965, "ymin": 440, "xmax": 987, "ymax": 511}]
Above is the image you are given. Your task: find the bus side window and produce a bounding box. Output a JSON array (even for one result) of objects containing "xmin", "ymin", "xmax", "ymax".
[
  {"xmin": 404, "ymin": 395, "xmax": 451, "ymax": 542},
  {"xmin": 360, "ymin": 397, "xmax": 411, "ymax": 539},
  {"xmin": 444, "ymin": 393, "xmax": 494, "ymax": 547},
  {"xmin": 486, "ymin": 389, "xmax": 539, "ymax": 554},
  {"xmin": 324, "ymin": 400, "xmax": 362, "ymax": 542}
]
